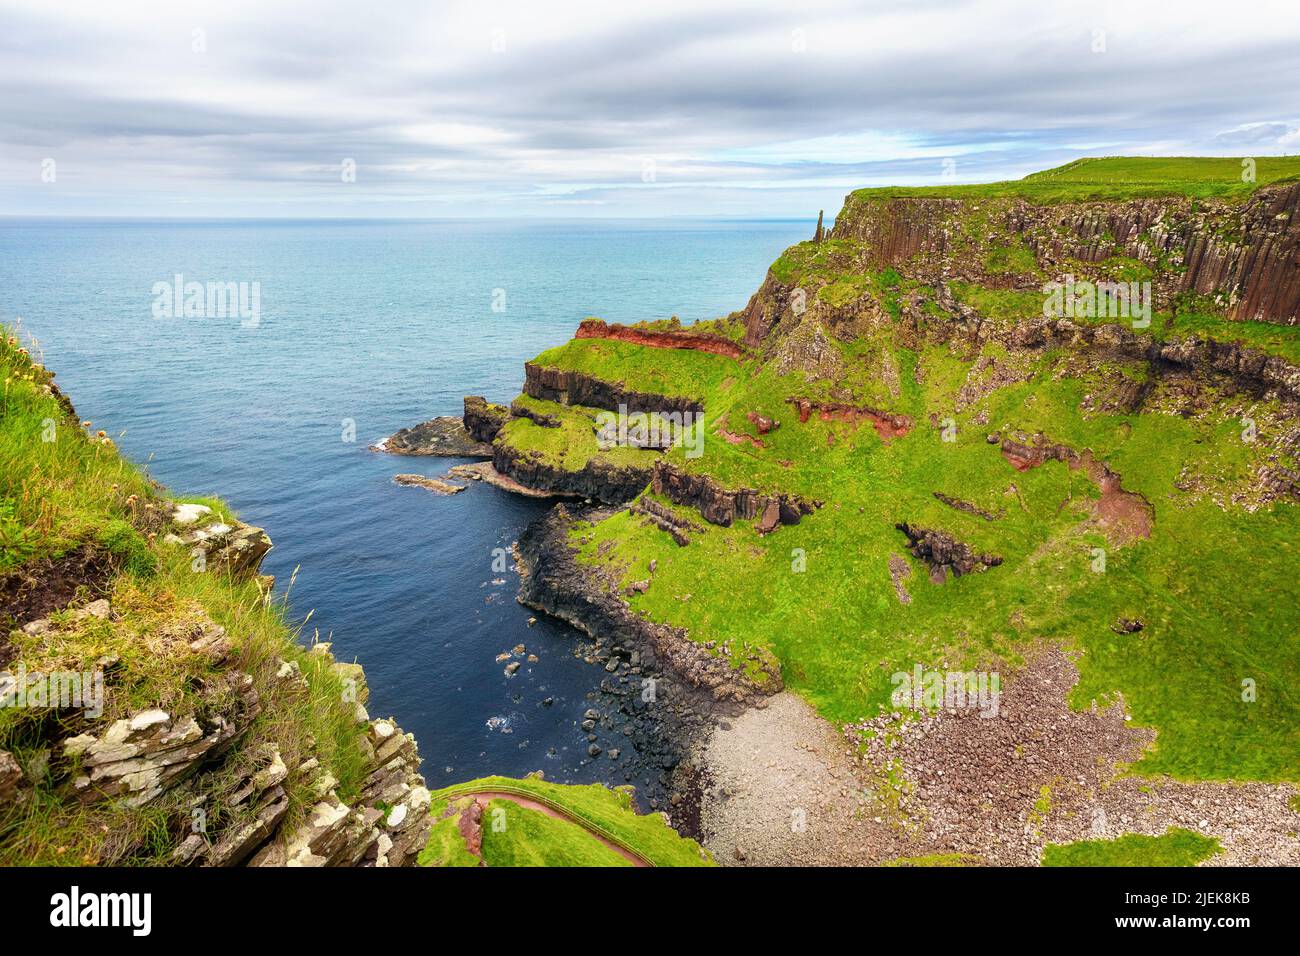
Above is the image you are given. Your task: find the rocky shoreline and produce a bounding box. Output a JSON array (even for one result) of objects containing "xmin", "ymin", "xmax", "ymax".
[
  {"xmin": 512, "ymin": 502, "xmax": 785, "ymax": 827},
  {"xmin": 366, "ymin": 175, "xmax": 1300, "ymax": 861}
]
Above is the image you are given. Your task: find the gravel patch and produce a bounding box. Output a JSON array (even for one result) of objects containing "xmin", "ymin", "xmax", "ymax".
[{"xmin": 698, "ymin": 647, "xmax": 1300, "ymax": 866}]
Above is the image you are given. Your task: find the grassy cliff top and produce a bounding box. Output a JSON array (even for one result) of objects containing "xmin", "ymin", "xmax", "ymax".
[
  {"xmin": 510, "ymin": 197, "xmax": 1300, "ymax": 785},
  {"xmin": 420, "ymin": 775, "xmax": 714, "ymax": 867},
  {"xmin": 848, "ymin": 156, "xmax": 1300, "ymax": 203},
  {"xmin": 0, "ymin": 325, "xmax": 375, "ymax": 864}
]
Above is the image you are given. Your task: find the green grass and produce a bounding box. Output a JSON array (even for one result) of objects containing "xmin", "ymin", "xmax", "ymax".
[
  {"xmin": 553, "ymin": 317, "xmax": 1300, "ymax": 781},
  {"xmin": 426, "ymin": 775, "xmax": 714, "ymax": 867},
  {"xmin": 951, "ymin": 281, "xmax": 1300, "ymax": 364},
  {"xmin": 848, "ymin": 156, "xmax": 1300, "ymax": 203},
  {"xmin": 417, "ymin": 797, "xmax": 487, "ymax": 867},
  {"xmin": 623, "ymin": 315, "xmax": 748, "ymax": 343},
  {"xmin": 984, "ymin": 240, "xmax": 1042, "ymax": 278},
  {"xmin": 498, "ymin": 396, "xmax": 650, "ymax": 472},
  {"xmin": 530, "ymin": 338, "xmax": 742, "ymax": 407},
  {"xmin": 479, "ymin": 799, "xmax": 634, "ymax": 867},
  {"xmin": 0, "ymin": 325, "xmax": 376, "ymax": 864},
  {"xmin": 1042, "ymin": 828, "xmax": 1222, "ymax": 867}
]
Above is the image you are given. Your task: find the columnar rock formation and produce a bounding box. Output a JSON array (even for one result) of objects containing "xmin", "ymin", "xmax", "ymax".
[{"xmin": 827, "ymin": 182, "xmax": 1300, "ymax": 325}]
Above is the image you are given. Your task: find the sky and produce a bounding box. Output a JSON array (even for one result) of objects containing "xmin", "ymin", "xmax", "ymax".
[{"xmin": 2, "ymin": 0, "xmax": 1298, "ymax": 218}]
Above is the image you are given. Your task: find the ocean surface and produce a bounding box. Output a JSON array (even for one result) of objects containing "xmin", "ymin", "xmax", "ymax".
[{"xmin": 0, "ymin": 217, "xmax": 809, "ymax": 803}]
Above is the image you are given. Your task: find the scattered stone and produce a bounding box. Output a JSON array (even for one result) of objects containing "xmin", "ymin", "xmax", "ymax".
[{"xmin": 392, "ymin": 473, "xmax": 465, "ymax": 495}]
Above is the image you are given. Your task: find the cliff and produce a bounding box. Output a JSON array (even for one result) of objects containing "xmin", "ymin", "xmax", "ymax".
[
  {"xmin": 0, "ymin": 333, "xmax": 431, "ymax": 866},
  {"xmin": 424, "ymin": 156, "xmax": 1300, "ymax": 800}
]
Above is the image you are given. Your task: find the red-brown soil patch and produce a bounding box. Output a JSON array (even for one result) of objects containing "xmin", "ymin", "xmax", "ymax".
[
  {"xmin": 718, "ymin": 428, "xmax": 765, "ymax": 448},
  {"xmin": 999, "ymin": 439, "xmax": 1153, "ymax": 542},
  {"xmin": 575, "ymin": 318, "xmax": 745, "ymax": 359},
  {"xmin": 787, "ymin": 398, "xmax": 912, "ymax": 441}
]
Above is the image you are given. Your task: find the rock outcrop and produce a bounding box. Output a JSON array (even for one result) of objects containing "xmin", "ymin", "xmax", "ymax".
[
  {"xmin": 3, "ymin": 502, "xmax": 432, "ymax": 868},
  {"xmin": 516, "ymin": 505, "xmax": 781, "ymax": 704},
  {"xmin": 575, "ymin": 318, "xmax": 746, "ymax": 360},
  {"xmin": 650, "ymin": 461, "xmax": 818, "ymax": 532},
  {"xmin": 629, "ymin": 496, "xmax": 704, "ymax": 546},
  {"xmin": 830, "ymin": 181, "xmax": 1300, "ymax": 325},
  {"xmin": 463, "ymin": 396, "xmax": 510, "ymax": 443},
  {"xmin": 894, "ymin": 523, "xmax": 1003, "ymax": 583},
  {"xmin": 492, "ymin": 438, "xmax": 655, "ymax": 505},
  {"xmin": 788, "ymin": 397, "xmax": 912, "ymax": 440},
  {"xmin": 161, "ymin": 503, "xmax": 272, "ymax": 577},
  {"xmin": 393, "ymin": 473, "xmax": 465, "ymax": 495},
  {"xmin": 524, "ymin": 363, "xmax": 704, "ymax": 416},
  {"xmin": 373, "ymin": 414, "xmax": 493, "ymax": 457}
]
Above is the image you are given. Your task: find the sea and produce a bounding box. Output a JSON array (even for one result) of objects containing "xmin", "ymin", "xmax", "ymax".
[{"xmin": 0, "ymin": 217, "xmax": 808, "ymax": 804}]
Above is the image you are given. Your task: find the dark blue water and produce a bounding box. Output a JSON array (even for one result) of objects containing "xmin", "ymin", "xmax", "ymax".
[{"xmin": 0, "ymin": 218, "xmax": 808, "ymax": 799}]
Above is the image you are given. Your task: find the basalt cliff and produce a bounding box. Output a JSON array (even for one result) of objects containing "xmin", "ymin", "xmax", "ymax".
[{"xmin": 379, "ymin": 157, "xmax": 1300, "ymax": 865}]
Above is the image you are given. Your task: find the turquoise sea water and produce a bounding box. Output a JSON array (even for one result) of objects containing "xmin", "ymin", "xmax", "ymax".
[{"xmin": 0, "ymin": 217, "xmax": 809, "ymax": 803}]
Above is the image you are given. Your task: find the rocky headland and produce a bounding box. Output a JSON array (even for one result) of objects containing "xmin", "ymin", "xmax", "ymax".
[{"xmin": 375, "ymin": 157, "xmax": 1300, "ymax": 866}]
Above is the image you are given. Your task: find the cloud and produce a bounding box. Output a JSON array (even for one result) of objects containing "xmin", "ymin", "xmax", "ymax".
[
  {"xmin": 2, "ymin": 0, "xmax": 1299, "ymax": 217},
  {"xmin": 1213, "ymin": 122, "xmax": 1300, "ymax": 147}
]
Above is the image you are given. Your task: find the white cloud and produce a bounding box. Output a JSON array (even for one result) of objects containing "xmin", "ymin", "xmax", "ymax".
[{"xmin": 2, "ymin": 0, "xmax": 1298, "ymax": 217}]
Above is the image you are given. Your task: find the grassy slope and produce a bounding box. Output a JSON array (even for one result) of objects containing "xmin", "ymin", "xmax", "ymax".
[
  {"xmin": 952, "ymin": 282, "xmax": 1300, "ymax": 365},
  {"xmin": 1042, "ymin": 828, "xmax": 1222, "ymax": 867},
  {"xmin": 499, "ymin": 395, "xmax": 650, "ymax": 472},
  {"xmin": 847, "ymin": 156, "xmax": 1300, "ymax": 202},
  {"xmin": 479, "ymin": 799, "xmax": 634, "ymax": 867},
  {"xmin": 0, "ymin": 326, "xmax": 371, "ymax": 864},
  {"xmin": 571, "ymin": 330, "xmax": 1300, "ymax": 781},
  {"xmin": 527, "ymin": 160, "xmax": 1300, "ymax": 785},
  {"xmin": 421, "ymin": 775, "xmax": 714, "ymax": 867}
]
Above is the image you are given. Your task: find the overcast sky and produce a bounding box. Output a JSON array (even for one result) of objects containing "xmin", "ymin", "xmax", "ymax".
[{"xmin": 2, "ymin": 0, "xmax": 1298, "ymax": 218}]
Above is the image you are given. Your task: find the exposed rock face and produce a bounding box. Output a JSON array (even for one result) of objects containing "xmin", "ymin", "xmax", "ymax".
[
  {"xmin": 162, "ymin": 503, "xmax": 272, "ymax": 577},
  {"xmin": 743, "ymin": 271, "xmax": 1300, "ymax": 407},
  {"xmin": 392, "ymin": 473, "xmax": 465, "ymax": 495},
  {"xmin": 492, "ymin": 438, "xmax": 654, "ymax": 505},
  {"xmin": 894, "ymin": 523, "xmax": 1003, "ymax": 583},
  {"xmin": 933, "ymin": 492, "xmax": 1000, "ymax": 522},
  {"xmin": 651, "ymin": 461, "xmax": 818, "ymax": 531},
  {"xmin": 509, "ymin": 398, "xmax": 561, "ymax": 428},
  {"xmin": 524, "ymin": 363, "xmax": 703, "ymax": 416},
  {"xmin": 463, "ymin": 395, "xmax": 510, "ymax": 443},
  {"xmin": 245, "ymin": 717, "xmax": 431, "ymax": 868},
  {"xmin": 64, "ymin": 680, "xmax": 258, "ymax": 806},
  {"xmin": 773, "ymin": 319, "xmax": 845, "ymax": 380},
  {"xmin": 788, "ymin": 397, "xmax": 912, "ymax": 440},
  {"xmin": 830, "ymin": 181, "xmax": 1300, "ymax": 325},
  {"xmin": 372, "ymin": 415, "xmax": 493, "ymax": 457},
  {"xmin": 516, "ymin": 505, "xmax": 781, "ymax": 704},
  {"xmin": 575, "ymin": 318, "xmax": 746, "ymax": 360},
  {"xmin": 446, "ymin": 461, "xmax": 566, "ymax": 498},
  {"xmin": 629, "ymin": 496, "xmax": 704, "ymax": 546},
  {"xmin": 0, "ymin": 751, "xmax": 23, "ymax": 805},
  {"xmin": 987, "ymin": 318, "xmax": 1300, "ymax": 404},
  {"xmin": 4, "ymin": 502, "xmax": 432, "ymax": 868}
]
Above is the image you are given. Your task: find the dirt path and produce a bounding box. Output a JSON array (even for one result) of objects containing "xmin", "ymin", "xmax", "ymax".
[{"xmin": 460, "ymin": 790, "xmax": 651, "ymax": 867}]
